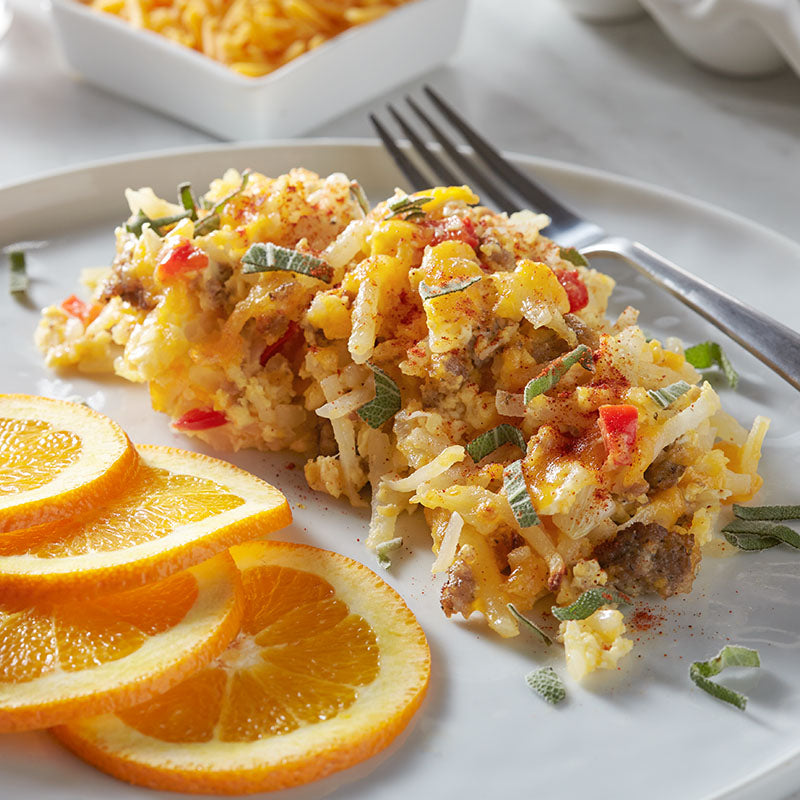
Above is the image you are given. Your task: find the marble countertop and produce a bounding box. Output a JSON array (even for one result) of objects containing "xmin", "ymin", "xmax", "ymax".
[{"xmin": 2, "ymin": 0, "xmax": 799, "ymax": 246}]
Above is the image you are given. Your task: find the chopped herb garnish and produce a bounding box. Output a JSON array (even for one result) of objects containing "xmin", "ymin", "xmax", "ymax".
[
  {"xmin": 419, "ymin": 275, "xmax": 482, "ymax": 301},
  {"xmin": 467, "ymin": 424, "xmax": 526, "ymax": 463},
  {"xmin": 689, "ymin": 645, "xmax": 760, "ymax": 710},
  {"xmin": 8, "ymin": 250, "xmax": 28, "ymax": 296},
  {"xmin": 385, "ymin": 194, "xmax": 432, "ymax": 220},
  {"xmin": 685, "ymin": 341, "xmax": 738, "ymax": 389},
  {"xmin": 177, "ymin": 182, "xmax": 198, "ymax": 220},
  {"xmin": 559, "ymin": 247, "xmax": 588, "ymax": 268},
  {"xmin": 356, "ymin": 364, "xmax": 401, "ymax": 429},
  {"xmin": 551, "ymin": 587, "xmax": 631, "ymax": 621},
  {"xmin": 349, "ymin": 180, "xmax": 369, "ymax": 215},
  {"xmin": 525, "ymin": 667, "xmax": 566, "ymax": 705},
  {"xmin": 212, "ymin": 169, "xmax": 252, "ymax": 213},
  {"xmin": 241, "ymin": 243, "xmax": 333, "ymax": 283},
  {"xmin": 503, "ymin": 459, "xmax": 539, "ymax": 528},
  {"xmin": 722, "ymin": 518, "xmax": 800, "ymax": 551},
  {"xmin": 125, "ymin": 209, "xmax": 193, "ymax": 237},
  {"xmin": 507, "ymin": 603, "xmax": 552, "ymax": 645},
  {"xmin": 194, "ymin": 213, "xmax": 221, "ymax": 237},
  {"xmin": 647, "ymin": 380, "xmax": 691, "ymax": 409},
  {"xmin": 524, "ymin": 344, "xmax": 594, "ymax": 404},
  {"xmin": 194, "ymin": 169, "xmax": 252, "ymax": 235},
  {"xmin": 733, "ymin": 503, "xmax": 800, "ymax": 521},
  {"xmin": 376, "ymin": 537, "xmax": 403, "ymax": 569}
]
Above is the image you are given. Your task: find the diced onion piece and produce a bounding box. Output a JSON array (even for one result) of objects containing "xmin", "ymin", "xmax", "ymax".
[
  {"xmin": 740, "ymin": 415, "xmax": 770, "ymax": 478},
  {"xmin": 324, "ymin": 219, "xmax": 368, "ymax": 271},
  {"xmin": 348, "ymin": 278, "xmax": 379, "ymax": 365},
  {"xmin": 431, "ymin": 511, "xmax": 464, "ymax": 573},
  {"xmin": 496, "ymin": 390, "xmax": 526, "ymax": 418},
  {"xmin": 315, "ymin": 384, "xmax": 375, "ymax": 420},
  {"xmin": 650, "ymin": 381, "xmax": 721, "ymax": 459},
  {"xmin": 386, "ymin": 445, "xmax": 466, "ymax": 492}
]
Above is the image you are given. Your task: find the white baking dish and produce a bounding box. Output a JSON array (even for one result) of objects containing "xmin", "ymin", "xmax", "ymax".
[{"xmin": 49, "ymin": 0, "xmax": 468, "ymax": 140}]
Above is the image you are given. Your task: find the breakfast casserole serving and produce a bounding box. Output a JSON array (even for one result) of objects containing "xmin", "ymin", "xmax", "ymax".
[{"xmin": 37, "ymin": 167, "xmax": 768, "ymax": 680}]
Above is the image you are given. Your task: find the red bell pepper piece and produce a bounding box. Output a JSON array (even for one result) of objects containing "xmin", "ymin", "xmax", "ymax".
[
  {"xmin": 157, "ymin": 240, "xmax": 209, "ymax": 280},
  {"xmin": 61, "ymin": 295, "xmax": 90, "ymax": 323},
  {"xmin": 556, "ymin": 269, "xmax": 589, "ymax": 313},
  {"xmin": 598, "ymin": 404, "xmax": 638, "ymax": 466},
  {"xmin": 173, "ymin": 408, "xmax": 228, "ymax": 431},
  {"xmin": 260, "ymin": 321, "xmax": 301, "ymax": 366},
  {"xmin": 429, "ymin": 216, "xmax": 480, "ymax": 252}
]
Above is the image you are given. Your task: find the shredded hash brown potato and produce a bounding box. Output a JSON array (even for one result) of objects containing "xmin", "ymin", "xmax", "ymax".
[
  {"xmin": 37, "ymin": 168, "xmax": 768, "ymax": 679},
  {"xmin": 82, "ymin": 0, "xmax": 416, "ymax": 77}
]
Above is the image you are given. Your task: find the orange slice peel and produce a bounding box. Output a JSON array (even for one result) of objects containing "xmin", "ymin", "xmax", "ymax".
[
  {"xmin": 0, "ymin": 445, "xmax": 292, "ymax": 603},
  {"xmin": 53, "ymin": 540, "xmax": 431, "ymax": 795},
  {"xmin": 0, "ymin": 551, "xmax": 243, "ymax": 733},
  {"xmin": 0, "ymin": 394, "xmax": 138, "ymax": 534}
]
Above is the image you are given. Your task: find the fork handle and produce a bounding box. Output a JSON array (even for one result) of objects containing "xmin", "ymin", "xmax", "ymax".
[{"xmin": 584, "ymin": 236, "xmax": 800, "ymax": 392}]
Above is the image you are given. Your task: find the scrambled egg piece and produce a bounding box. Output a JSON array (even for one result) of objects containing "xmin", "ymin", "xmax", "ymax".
[{"xmin": 560, "ymin": 608, "xmax": 633, "ymax": 681}]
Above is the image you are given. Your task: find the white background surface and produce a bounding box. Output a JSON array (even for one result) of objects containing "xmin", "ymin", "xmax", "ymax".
[
  {"xmin": 1, "ymin": 0, "xmax": 800, "ymax": 797},
  {"xmin": 1, "ymin": 0, "xmax": 799, "ymax": 246}
]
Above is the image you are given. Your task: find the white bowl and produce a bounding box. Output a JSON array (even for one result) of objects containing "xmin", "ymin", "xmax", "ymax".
[
  {"xmin": 49, "ymin": 0, "xmax": 468, "ymax": 140},
  {"xmin": 559, "ymin": 0, "xmax": 800, "ymax": 78},
  {"xmin": 560, "ymin": 0, "xmax": 645, "ymax": 23},
  {"xmin": 639, "ymin": 0, "xmax": 788, "ymax": 77}
]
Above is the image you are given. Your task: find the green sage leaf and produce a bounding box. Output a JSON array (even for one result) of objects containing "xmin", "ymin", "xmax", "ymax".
[
  {"xmin": 177, "ymin": 182, "xmax": 198, "ymax": 220},
  {"xmin": 551, "ymin": 587, "xmax": 631, "ymax": 622},
  {"xmin": 8, "ymin": 250, "xmax": 27, "ymax": 296},
  {"xmin": 525, "ymin": 667, "xmax": 566, "ymax": 705},
  {"xmin": 194, "ymin": 170, "xmax": 253, "ymax": 235},
  {"xmin": 503, "ymin": 459, "xmax": 539, "ymax": 528},
  {"xmin": 386, "ymin": 195, "xmax": 433, "ymax": 220},
  {"xmin": 125, "ymin": 210, "xmax": 193, "ymax": 237},
  {"xmin": 376, "ymin": 537, "xmax": 403, "ymax": 569},
  {"xmin": 466, "ymin": 424, "xmax": 526, "ymax": 463},
  {"xmin": 349, "ymin": 180, "xmax": 369, "ymax": 215},
  {"xmin": 684, "ymin": 341, "xmax": 738, "ymax": 389},
  {"xmin": 356, "ymin": 364, "xmax": 401, "ymax": 429},
  {"xmin": 722, "ymin": 518, "xmax": 800, "ymax": 551},
  {"xmin": 242, "ymin": 243, "xmax": 333, "ymax": 283},
  {"xmin": 507, "ymin": 603, "xmax": 552, "ymax": 646},
  {"xmin": 647, "ymin": 380, "xmax": 691, "ymax": 409},
  {"xmin": 559, "ymin": 247, "xmax": 588, "ymax": 268},
  {"xmin": 689, "ymin": 645, "xmax": 760, "ymax": 710},
  {"xmin": 418, "ymin": 275, "xmax": 482, "ymax": 301},
  {"xmin": 733, "ymin": 504, "xmax": 800, "ymax": 521},
  {"xmin": 524, "ymin": 344, "xmax": 594, "ymax": 403}
]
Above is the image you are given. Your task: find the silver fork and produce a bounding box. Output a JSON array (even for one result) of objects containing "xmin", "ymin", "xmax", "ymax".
[{"xmin": 370, "ymin": 86, "xmax": 800, "ymax": 393}]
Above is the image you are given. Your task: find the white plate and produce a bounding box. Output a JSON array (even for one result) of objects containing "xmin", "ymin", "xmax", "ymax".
[
  {"xmin": 49, "ymin": 0, "xmax": 467, "ymax": 140},
  {"xmin": 2, "ymin": 141, "xmax": 800, "ymax": 800}
]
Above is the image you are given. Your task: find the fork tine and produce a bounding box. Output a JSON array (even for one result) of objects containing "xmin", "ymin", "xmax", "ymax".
[
  {"xmin": 369, "ymin": 113, "xmax": 429, "ymax": 193},
  {"xmin": 387, "ymin": 105, "xmax": 461, "ymax": 187},
  {"xmin": 405, "ymin": 96, "xmax": 519, "ymax": 213},
  {"xmin": 423, "ymin": 85, "xmax": 581, "ymax": 229}
]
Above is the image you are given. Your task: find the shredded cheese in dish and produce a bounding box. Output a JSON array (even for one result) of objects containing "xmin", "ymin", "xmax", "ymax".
[
  {"xmin": 37, "ymin": 168, "xmax": 768, "ymax": 679},
  {"xmin": 81, "ymin": 0, "xmax": 416, "ymax": 78}
]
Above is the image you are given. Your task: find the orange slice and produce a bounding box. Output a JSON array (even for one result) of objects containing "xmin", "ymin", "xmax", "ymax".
[
  {"xmin": 0, "ymin": 445, "xmax": 291, "ymax": 603},
  {"xmin": 54, "ymin": 540, "xmax": 431, "ymax": 795},
  {"xmin": 0, "ymin": 394, "xmax": 138, "ymax": 533},
  {"xmin": 0, "ymin": 551, "xmax": 243, "ymax": 733}
]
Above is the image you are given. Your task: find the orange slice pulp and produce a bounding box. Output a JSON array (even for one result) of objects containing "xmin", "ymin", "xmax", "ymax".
[
  {"xmin": 54, "ymin": 540, "xmax": 431, "ymax": 794},
  {"xmin": 0, "ymin": 394, "xmax": 137, "ymax": 533},
  {"xmin": 0, "ymin": 551, "xmax": 243, "ymax": 732},
  {"xmin": 0, "ymin": 444, "xmax": 291, "ymax": 603}
]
